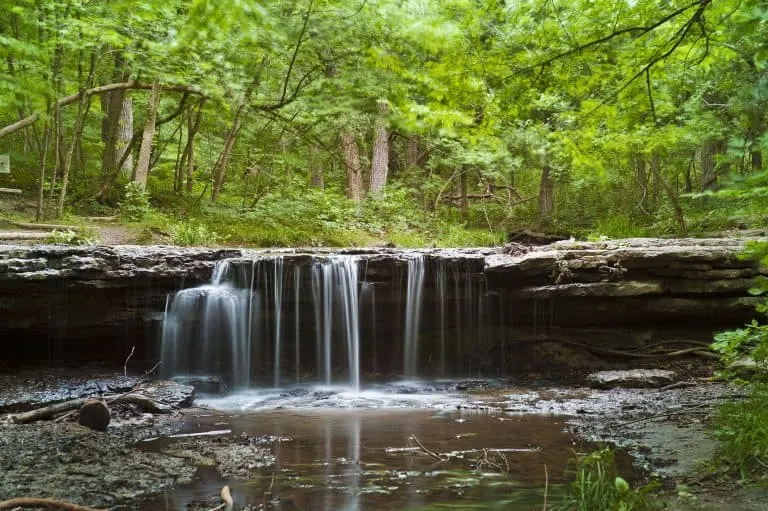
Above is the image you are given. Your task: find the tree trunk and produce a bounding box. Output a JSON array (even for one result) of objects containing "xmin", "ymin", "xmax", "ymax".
[
  {"xmin": 56, "ymin": 53, "xmax": 96, "ymax": 218},
  {"xmin": 459, "ymin": 167, "xmax": 468, "ymax": 222},
  {"xmin": 35, "ymin": 119, "xmax": 51, "ymax": 222},
  {"xmin": 341, "ymin": 131, "xmax": 364, "ymax": 204},
  {"xmin": 181, "ymin": 99, "xmax": 205, "ymax": 194},
  {"xmin": 752, "ymin": 150, "xmax": 763, "ymax": 172},
  {"xmin": 406, "ymin": 135, "xmax": 420, "ymax": 168},
  {"xmin": 133, "ymin": 82, "xmax": 161, "ymax": 189},
  {"xmin": 635, "ymin": 156, "xmax": 649, "ymax": 213},
  {"xmin": 211, "ymin": 66, "xmax": 263, "ymax": 202},
  {"xmin": 650, "ymin": 154, "xmax": 687, "ymax": 234},
  {"xmin": 537, "ymin": 164, "xmax": 554, "ymax": 226},
  {"xmin": 368, "ymin": 102, "xmax": 389, "ymax": 198},
  {"xmin": 309, "ymin": 145, "xmax": 324, "ymax": 189},
  {"xmin": 700, "ymin": 142, "xmax": 718, "ymax": 190}
]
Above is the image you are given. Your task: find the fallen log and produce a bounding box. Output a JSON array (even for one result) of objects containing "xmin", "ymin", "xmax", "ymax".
[
  {"xmin": 78, "ymin": 398, "xmax": 111, "ymax": 431},
  {"xmin": 0, "ymin": 498, "xmax": 105, "ymax": 511},
  {"xmin": 0, "ymin": 187, "xmax": 22, "ymax": 194},
  {"xmin": 117, "ymin": 394, "xmax": 172, "ymax": 414},
  {"xmin": 8, "ymin": 220, "xmax": 81, "ymax": 230},
  {"xmin": 11, "ymin": 398, "xmax": 87, "ymax": 424},
  {"xmin": 0, "ymin": 231, "xmax": 50, "ymax": 240}
]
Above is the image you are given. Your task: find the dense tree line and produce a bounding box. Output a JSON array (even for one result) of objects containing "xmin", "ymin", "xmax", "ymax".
[{"xmin": 0, "ymin": 0, "xmax": 765, "ymax": 243}]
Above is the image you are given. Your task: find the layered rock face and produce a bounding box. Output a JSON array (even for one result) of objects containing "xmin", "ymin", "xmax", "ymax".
[{"xmin": 0, "ymin": 238, "xmax": 764, "ymax": 376}]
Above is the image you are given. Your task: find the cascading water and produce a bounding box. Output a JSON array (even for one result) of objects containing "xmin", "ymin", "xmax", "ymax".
[
  {"xmin": 160, "ymin": 251, "xmax": 497, "ymax": 389},
  {"xmin": 161, "ymin": 260, "xmax": 254, "ymax": 388},
  {"xmin": 311, "ymin": 257, "xmax": 361, "ymax": 390},
  {"xmin": 403, "ymin": 255, "xmax": 425, "ymax": 378}
]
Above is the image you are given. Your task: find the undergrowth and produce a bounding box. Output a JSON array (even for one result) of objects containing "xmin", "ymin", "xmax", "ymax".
[{"xmin": 559, "ymin": 448, "xmax": 661, "ymax": 511}]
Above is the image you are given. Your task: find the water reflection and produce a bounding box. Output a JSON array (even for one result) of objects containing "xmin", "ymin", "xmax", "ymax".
[{"xmin": 143, "ymin": 409, "xmax": 576, "ymax": 510}]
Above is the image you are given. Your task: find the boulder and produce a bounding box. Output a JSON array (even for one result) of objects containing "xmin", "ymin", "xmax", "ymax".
[{"xmin": 586, "ymin": 369, "xmax": 677, "ymax": 389}]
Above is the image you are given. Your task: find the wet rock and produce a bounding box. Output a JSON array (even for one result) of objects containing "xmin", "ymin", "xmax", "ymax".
[
  {"xmin": 140, "ymin": 380, "xmax": 195, "ymax": 407},
  {"xmin": 171, "ymin": 375, "xmax": 225, "ymax": 394},
  {"xmin": 78, "ymin": 398, "xmax": 110, "ymax": 431},
  {"xmin": 585, "ymin": 369, "xmax": 677, "ymax": 389}
]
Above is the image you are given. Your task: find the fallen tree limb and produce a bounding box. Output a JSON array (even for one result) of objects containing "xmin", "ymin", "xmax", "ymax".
[
  {"xmin": 510, "ymin": 336, "xmax": 719, "ymax": 360},
  {"xmin": 0, "ymin": 187, "xmax": 23, "ymax": 194},
  {"xmin": 0, "ymin": 81, "xmax": 207, "ymax": 139},
  {"xmin": 7, "ymin": 220, "xmax": 81, "ymax": 230},
  {"xmin": 408, "ymin": 434, "xmax": 443, "ymax": 461},
  {"xmin": 0, "ymin": 231, "xmax": 50, "ymax": 240},
  {"xmin": 11, "ymin": 398, "xmax": 87, "ymax": 424},
  {"xmin": 0, "ymin": 498, "xmax": 105, "ymax": 511}
]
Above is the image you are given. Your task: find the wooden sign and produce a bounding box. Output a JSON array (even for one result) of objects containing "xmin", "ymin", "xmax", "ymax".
[{"xmin": 0, "ymin": 155, "xmax": 9, "ymax": 174}]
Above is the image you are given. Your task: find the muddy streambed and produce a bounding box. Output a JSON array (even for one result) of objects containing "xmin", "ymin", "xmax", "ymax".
[{"xmin": 0, "ymin": 371, "xmax": 755, "ymax": 510}]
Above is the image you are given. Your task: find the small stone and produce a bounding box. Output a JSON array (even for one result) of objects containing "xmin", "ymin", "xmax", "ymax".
[
  {"xmin": 585, "ymin": 369, "xmax": 677, "ymax": 389},
  {"xmin": 78, "ymin": 398, "xmax": 111, "ymax": 431}
]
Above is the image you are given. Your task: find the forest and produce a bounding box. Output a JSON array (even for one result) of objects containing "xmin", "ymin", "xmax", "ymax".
[{"xmin": 0, "ymin": 0, "xmax": 766, "ymax": 247}]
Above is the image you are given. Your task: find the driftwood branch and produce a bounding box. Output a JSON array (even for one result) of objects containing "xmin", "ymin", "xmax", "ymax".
[
  {"xmin": 0, "ymin": 498, "xmax": 105, "ymax": 511},
  {"xmin": 408, "ymin": 434, "xmax": 443, "ymax": 461},
  {"xmin": 11, "ymin": 399, "xmax": 87, "ymax": 424}
]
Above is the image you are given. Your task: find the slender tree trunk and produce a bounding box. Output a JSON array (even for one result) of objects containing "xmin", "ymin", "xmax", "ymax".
[
  {"xmin": 635, "ymin": 156, "xmax": 649, "ymax": 213},
  {"xmin": 368, "ymin": 102, "xmax": 389, "ymax": 198},
  {"xmin": 179, "ymin": 99, "xmax": 204, "ymax": 194},
  {"xmin": 133, "ymin": 82, "xmax": 161, "ymax": 189},
  {"xmin": 459, "ymin": 167, "xmax": 469, "ymax": 222},
  {"xmin": 340, "ymin": 131, "xmax": 364, "ymax": 204},
  {"xmin": 211, "ymin": 117, "xmax": 245, "ymax": 201},
  {"xmin": 752, "ymin": 150, "xmax": 763, "ymax": 172},
  {"xmin": 537, "ymin": 164, "xmax": 554, "ymax": 226},
  {"xmin": 56, "ymin": 53, "xmax": 96, "ymax": 218},
  {"xmin": 35, "ymin": 119, "xmax": 51, "ymax": 222},
  {"xmin": 650, "ymin": 154, "xmax": 687, "ymax": 234},
  {"xmin": 406, "ymin": 135, "xmax": 420, "ymax": 168},
  {"xmin": 700, "ymin": 141, "xmax": 718, "ymax": 190},
  {"xmin": 211, "ymin": 66, "xmax": 263, "ymax": 202},
  {"xmin": 309, "ymin": 145, "xmax": 324, "ymax": 189}
]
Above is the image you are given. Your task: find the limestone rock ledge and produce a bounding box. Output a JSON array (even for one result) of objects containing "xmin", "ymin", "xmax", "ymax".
[{"xmin": 0, "ymin": 238, "xmax": 765, "ymax": 370}]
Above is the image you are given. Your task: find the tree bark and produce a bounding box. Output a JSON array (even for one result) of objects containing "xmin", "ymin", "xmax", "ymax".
[
  {"xmin": 309, "ymin": 145, "xmax": 324, "ymax": 189},
  {"xmin": 752, "ymin": 150, "xmax": 763, "ymax": 172},
  {"xmin": 340, "ymin": 131, "xmax": 364, "ymax": 204},
  {"xmin": 368, "ymin": 101, "xmax": 389, "ymax": 198},
  {"xmin": 133, "ymin": 82, "xmax": 161, "ymax": 189},
  {"xmin": 537, "ymin": 164, "xmax": 554, "ymax": 225},
  {"xmin": 635, "ymin": 156, "xmax": 649, "ymax": 213}
]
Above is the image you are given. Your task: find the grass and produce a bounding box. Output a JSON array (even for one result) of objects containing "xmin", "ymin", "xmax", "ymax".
[{"xmin": 558, "ymin": 448, "xmax": 661, "ymax": 511}]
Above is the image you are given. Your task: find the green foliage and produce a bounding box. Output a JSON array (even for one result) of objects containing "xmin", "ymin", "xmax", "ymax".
[
  {"xmin": 45, "ymin": 227, "xmax": 99, "ymax": 246},
  {"xmin": 169, "ymin": 220, "xmax": 223, "ymax": 247},
  {"xmin": 559, "ymin": 448, "xmax": 662, "ymax": 511},
  {"xmin": 713, "ymin": 384, "xmax": 768, "ymax": 481},
  {"xmin": 711, "ymin": 242, "xmax": 768, "ymax": 378},
  {"xmin": 118, "ymin": 183, "xmax": 152, "ymax": 223}
]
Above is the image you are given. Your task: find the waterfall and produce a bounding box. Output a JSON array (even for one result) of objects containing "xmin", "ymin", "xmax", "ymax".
[
  {"xmin": 159, "ymin": 251, "xmax": 497, "ymax": 388},
  {"xmin": 294, "ymin": 265, "xmax": 301, "ymax": 383},
  {"xmin": 161, "ymin": 263, "xmax": 254, "ymax": 387},
  {"xmin": 312, "ymin": 257, "xmax": 361, "ymax": 390},
  {"xmin": 403, "ymin": 255, "xmax": 425, "ymax": 378},
  {"xmin": 272, "ymin": 256, "xmax": 284, "ymax": 387}
]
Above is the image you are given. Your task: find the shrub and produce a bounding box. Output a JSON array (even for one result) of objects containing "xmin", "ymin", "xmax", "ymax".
[
  {"xmin": 118, "ymin": 182, "xmax": 152, "ymax": 222},
  {"xmin": 169, "ymin": 220, "xmax": 223, "ymax": 247}
]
